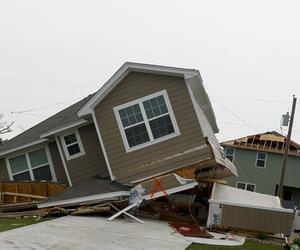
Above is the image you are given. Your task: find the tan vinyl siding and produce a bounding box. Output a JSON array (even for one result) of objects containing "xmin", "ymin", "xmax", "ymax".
[
  {"xmin": 0, "ymin": 158, "xmax": 9, "ymax": 181},
  {"xmin": 62, "ymin": 124, "xmax": 109, "ymax": 184},
  {"xmin": 94, "ymin": 72, "xmax": 210, "ymax": 183},
  {"xmin": 48, "ymin": 141, "xmax": 68, "ymax": 185},
  {"xmin": 221, "ymin": 205, "xmax": 293, "ymax": 235}
]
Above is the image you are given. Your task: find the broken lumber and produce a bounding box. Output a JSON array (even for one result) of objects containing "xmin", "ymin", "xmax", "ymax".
[
  {"xmin": 71, "ymin": 205, "xmax": 111, "ymax": 215},
  {"xmin": 0, "ymin": 192, "xmax": 46, "ymax": 200}
]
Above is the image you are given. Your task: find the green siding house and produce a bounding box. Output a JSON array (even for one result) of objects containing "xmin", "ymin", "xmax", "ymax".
[{"xmin": 222, "ymin": 131, "xmax": 300, "ymax": 208}]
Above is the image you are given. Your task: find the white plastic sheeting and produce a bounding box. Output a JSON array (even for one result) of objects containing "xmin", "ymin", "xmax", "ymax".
[{"xmin": 0, "ymin": 216, "xmax": 191, "ymax": 250}]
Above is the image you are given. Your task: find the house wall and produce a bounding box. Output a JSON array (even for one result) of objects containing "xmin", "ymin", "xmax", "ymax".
[
  {"xmin": 58, "ymin": 123, "xmax": 109, "ymax": 185},
  {"xmin": 0, "ymin": 158, "xmax": 9, "ymax": 182},
  {"xmin": 221, "ymin": 204, "xmax": 293, "ymax": 235},
  {"xmin": 94, "ymin": 72, "xmax": 211, "ymax": 184},
  {"xmin": 48, "ymin": 141, "xmax": 68, "ymax": 184},
  {"xmin": 226, "ymin": 147, "xmax": 300, "ymax": 206}
]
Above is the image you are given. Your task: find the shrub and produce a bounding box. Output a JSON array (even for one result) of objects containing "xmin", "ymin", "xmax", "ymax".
[
  {"xmin": 293, "ymin": 237, "xmax": 300, "ymax": 246},
  {"xmin": 257, "ymin": 232, "xmax": 269, "ymax": 240}
]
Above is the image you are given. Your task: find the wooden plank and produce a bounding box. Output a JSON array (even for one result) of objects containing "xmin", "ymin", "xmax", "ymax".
[
  {"xmin": 46, "ymin": 182, "xmax": 66, "ymax": 196},
  {"xmin": 31, "ymin": 181, "xmax": 46, "ymax": 196},
  {"xmin": 0, "ymin": 192, "xmax": 46, "ymax": 199}
]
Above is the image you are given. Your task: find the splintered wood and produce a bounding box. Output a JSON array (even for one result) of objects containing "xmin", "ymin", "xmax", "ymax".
[{"xmin": 0, "ymin": 181, "xmax": 65, "ymax": 206}]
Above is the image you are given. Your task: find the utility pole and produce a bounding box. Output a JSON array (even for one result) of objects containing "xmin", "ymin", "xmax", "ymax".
[{"xmin": 277, "ymin": 95, "xmax": 297, "ymax": 199}]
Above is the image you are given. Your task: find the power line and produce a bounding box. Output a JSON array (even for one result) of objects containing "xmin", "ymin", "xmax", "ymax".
[
  {"xmin": 211, "ymin": 98, "xmax": 260, "ymax": 134},
  {"xmin": 14, "ymin": 98, "xmax": 81, "ymax": 113},
  {"xmin": 0, "ymin": 95, "xmax": 72, "ymax": 104},
  {"xmin": 0, "ymin": 97, "xmax": 82, "ymax": 117},
  {"xmin": 0, "ymin": 76, "xmax": 98, "ymax": 89},
  {"xmin": 219, "ymin": 121, "xmax": 300, "ymax": 133},
  {"xmin": 211, "ymin": 96, "xmax": 298, "ymax": 104},
  {"xmin": 0, "ymin": 97, "xmax": 81, "ymax": 114},
  {"xmin": 0, "ymin": 109, "xmax": 47, "ymax": 118}
]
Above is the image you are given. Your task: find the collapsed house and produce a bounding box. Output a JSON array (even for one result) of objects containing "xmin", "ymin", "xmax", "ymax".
[{"xmin": 0, "ymin": 62, "xmax": 237, "ymax": 222}]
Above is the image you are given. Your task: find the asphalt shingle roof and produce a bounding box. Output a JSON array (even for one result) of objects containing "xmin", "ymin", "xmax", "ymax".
[{"xmin": 40, "ymin": 176, "xmax": 129, "ymax": 207}]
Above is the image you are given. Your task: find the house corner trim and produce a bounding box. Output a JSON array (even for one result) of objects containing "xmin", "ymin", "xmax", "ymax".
[
  {"xmin": 55, "ymin": 135, "xmax": 72, "ymax": 187},
  {"xmin": 91, "ymin": 110, "xmax": 115, "ymax": 181}
]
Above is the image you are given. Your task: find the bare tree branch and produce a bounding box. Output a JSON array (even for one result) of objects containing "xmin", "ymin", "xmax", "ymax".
[{"xmin": 0, "ymin": 121, "xmax": 15, "ymax": 134}]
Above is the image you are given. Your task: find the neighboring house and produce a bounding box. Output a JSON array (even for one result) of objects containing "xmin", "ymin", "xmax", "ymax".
[
  {"xmin": 0, "ymin": 62, "xmax": 236, "ymax": 190},
  {"xmin": 222, "ymin": 131, "xmax": 300, "ymax": 207}
]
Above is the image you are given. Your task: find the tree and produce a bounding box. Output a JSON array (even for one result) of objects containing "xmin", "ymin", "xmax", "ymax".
[{"xmin": 0, "ymin": 114, "xmax": 14, "ymax": 144}]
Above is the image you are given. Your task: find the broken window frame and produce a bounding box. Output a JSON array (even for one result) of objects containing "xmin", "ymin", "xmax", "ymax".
[
  {"xmin": 237, "ymin": 181, "xmax": 256, "ymax": 192},
  {"xmin": 255, "ymin": 151, "xmax": 267, "ymax": 168},
  {"xmin": 114, "ymin": 90, "xmax": 180, "ymax": 153},
  {"xmin": 6, "ymin": 146, "xmax": 57, "ymax": 182},
  {"xmin": 60, "ymin": 129, "xmax": 85, "ymax": 161},
  {"xmin": 224, "ymin": 147, "xmax": 235, "ymax": 162}
]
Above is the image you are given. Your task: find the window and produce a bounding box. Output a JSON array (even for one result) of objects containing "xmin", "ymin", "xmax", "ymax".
[
  {"xmin": 7, "ymin": 147, "xmax": 56, "ymax": 181},
  {"xmin": 114, "ymin": 90, "xmax": 180, "ymax": 152},
  {"xmin": 237, "ymin": 182, "xmax": 256, "ymax": 192},
  {"xmin": 61, "ymin": 129, "xmax": 85, "ymax": 160},
  {"xmin": 224, "ymin": 147, "xmax": 235, "ymax": 162},
  {"xmin": 256, "ymin": 151, "xmax": 267, "ymax": 168}
]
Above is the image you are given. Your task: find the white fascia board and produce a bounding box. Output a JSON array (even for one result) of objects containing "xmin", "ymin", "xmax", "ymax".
[
  {"xmin": 77, "ymin": 62, "xmax": 200, "ymax": 117},
  {"xmin": 185, "ymin": 76, "xmax": 219, "ymax": 133},
  {"xmin": 38, "ymin": 191, "xmax": 129, "ymax": 208},
  {"xmin": 0, "ymin": 138, "xmax": 49, "ymax": 157},
  {"xmin": 40, "ymin": 119, "xmax": 89, "ymax": 138}
]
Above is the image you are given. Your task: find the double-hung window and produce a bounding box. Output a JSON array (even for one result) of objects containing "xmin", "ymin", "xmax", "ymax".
[
  {"xmin": 256, "ymin": 151, "xmax": 267, "ymax": 168},
  {"xmin": 7, "ymin": 147, "xmax": 56, "ymax": 181},
  {"xmin": 237, "ymin": 182, "xmax": 256, "ymax": 192},
  {"xmin": 224, "ymin": 147, "xmax": 235, "ymax": 162},
  {"xmin": 114, "ymin": 90, "xmax": 180, "ymax": 152},
  {"xmin": 61, "ymin": 129, "xmax": 85, "ymax": 160}
]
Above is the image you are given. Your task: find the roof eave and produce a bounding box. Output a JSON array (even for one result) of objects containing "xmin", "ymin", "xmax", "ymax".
[
  {"xmin": 40, "ymin": 119, "xmax": 89, "ymax": 138},
  {"xmin": 77, "ymin": 62, "xmax": 200, "ymax": 117},
  {"xmin": 0, "ymin": 138, "xmax": 49, "ymax": 157}
]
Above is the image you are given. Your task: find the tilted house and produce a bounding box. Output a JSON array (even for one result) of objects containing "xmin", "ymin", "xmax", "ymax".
[
  {"xmin": 0, "ymin": 63, "xmax": 236, "ymax": 195},
  {"xmin": 222, "ymin": 131, "xmax": 300, "ymax": 207}
]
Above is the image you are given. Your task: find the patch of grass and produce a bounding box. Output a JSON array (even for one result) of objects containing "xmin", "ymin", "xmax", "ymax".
[
  {"xmin": 186, "ymin": 239, "xmax": 282, "ymax": 250},
  {"xmin": 0, "ymin": 217, "xmax": 46, "ymax": 232}
]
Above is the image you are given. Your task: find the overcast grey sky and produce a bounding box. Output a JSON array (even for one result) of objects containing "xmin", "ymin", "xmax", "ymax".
[{"xmin": 1, "ymin": 0, "xmax": 299, "ymax": 142}]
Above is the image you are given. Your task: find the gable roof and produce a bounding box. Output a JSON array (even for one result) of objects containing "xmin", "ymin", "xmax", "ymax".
[
  {"xmin": 0, "ymin": 94, "xmax": 94, "ymax": 156},
  {"xmin": 222, "ymin": 131, "xmax": 300, "ymax": 156},
  {"xmin": 78, "ymin": 62, "xmax": 219, "ymax": 133}
]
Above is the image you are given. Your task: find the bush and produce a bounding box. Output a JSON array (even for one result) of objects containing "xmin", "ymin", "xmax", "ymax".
[
  {"xmin": 293, "ymin": 237, "xmax": 300, "ymax": 246},
  {"xmin": 257, "ymin": 232, "xmax": 269, "ymax": 240}
]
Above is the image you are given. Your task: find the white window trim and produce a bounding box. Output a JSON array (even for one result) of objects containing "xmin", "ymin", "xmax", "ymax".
[
  {"xmin": 5, "ymin": 145, "xmax": 57, "ymax": 182},
  {"xmin": 225, "ymin": 147, "xmax": 235, "ymax": 162},
  {"xmin": 60, "ymin": 129, "xmax": 85, "ymax": 161},
  {"xmin": 113, "ymin": 89, "xmax": 180, "ymax": 153},
  {"xmin": 236, "ymin": 181, "xmax": 256, "ymax": 192},
  {"xmin": 255, "ymin": 151, "xmax": 267, "ymax": 168}
]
